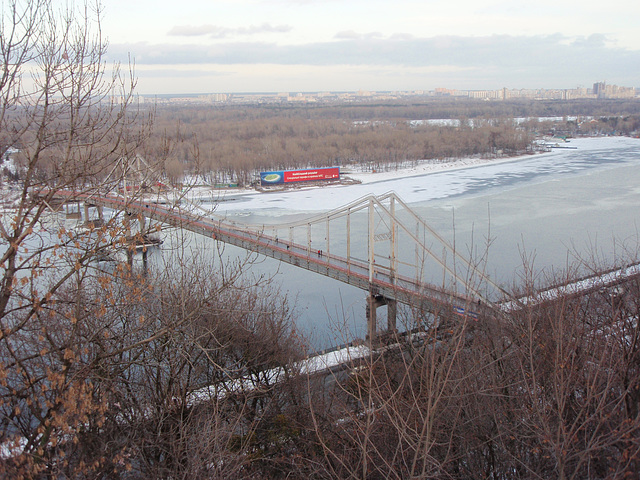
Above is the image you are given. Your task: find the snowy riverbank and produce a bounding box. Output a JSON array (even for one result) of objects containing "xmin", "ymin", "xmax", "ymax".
[
  {"xmin": 344, "ymin": 152, "xmax": 537, "ymax": 184},
  {"xmin": 205, "ymin": 136, "xmax": 640, "ymax": 217}
]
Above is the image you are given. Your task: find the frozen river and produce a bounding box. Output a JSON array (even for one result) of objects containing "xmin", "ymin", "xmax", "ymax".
[{"xmin": 162, "ymin": 136, "xmax": 640, "ymax": 348}]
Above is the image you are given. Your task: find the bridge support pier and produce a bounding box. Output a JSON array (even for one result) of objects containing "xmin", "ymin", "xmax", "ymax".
[
  {"xmin": 366, "ymin": 290, "xmax": 397, "ymax": 344},
  {"xmin": 65, "ymin": 202, "xmax": 82, "ymax": 219},
  {"xmin": 142, "ymin": 249, "xmax": 148, "ymax": 275},
  {"xmin": 83, "ymin": 203, "xmax": 105, "ymax": 226},
  {"xmin": 387, "ymin": 299, "xmax": 397, "ymax": 333}
]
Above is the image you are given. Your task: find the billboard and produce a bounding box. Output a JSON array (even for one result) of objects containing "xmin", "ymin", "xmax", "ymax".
[
  {"xmin": 260, "ymin": 167, "xmax": 340, "ymax": 186},
  {"xmin": 260, "ymin": 171, "xmax": 285, "ymax": 185}
]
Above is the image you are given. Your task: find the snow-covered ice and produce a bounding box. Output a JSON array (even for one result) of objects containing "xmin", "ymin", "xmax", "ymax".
[{"xmin": 200, "ymin": 136, "xmax": 640, "ymax": 219}]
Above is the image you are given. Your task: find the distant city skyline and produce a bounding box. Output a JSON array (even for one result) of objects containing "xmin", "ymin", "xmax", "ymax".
[
  {"xmin": 97, "ymin": 0, "xmax": 640, "ymax": 94},
  {"xmin": 140, "ymin": 82, "xmax": 638, "ymax": 106}
]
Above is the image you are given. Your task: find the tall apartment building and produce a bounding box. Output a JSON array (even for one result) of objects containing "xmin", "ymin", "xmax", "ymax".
[
  {"xmin": 592, "ymin": 82, "xmax": 634, "ymax": 99},
  {"xmin": 593, "ymin": 82, "xmax": 606, "ymax": 98}
]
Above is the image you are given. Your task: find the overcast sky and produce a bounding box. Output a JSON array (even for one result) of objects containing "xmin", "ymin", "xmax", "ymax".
[{"xmin": 100, "ymin": 0, "xmax": 640, "ymax": 94}]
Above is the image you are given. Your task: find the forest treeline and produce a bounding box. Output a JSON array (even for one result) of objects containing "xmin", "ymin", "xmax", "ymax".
[
  {"xmin": 5, "ymin": 257, "xmax": 640, "ymax": 479},
  {"xmin": 156, "ymin": 97, "xmax": 640, "ymax": 122},
  {"xmin": 148, "ymin": 100, "xmax": 640, "ymax": 185}
]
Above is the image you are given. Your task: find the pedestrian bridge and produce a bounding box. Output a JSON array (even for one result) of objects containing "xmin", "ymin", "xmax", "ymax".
[
  {"xmin": 54, "ymin": 189, "xmax": 501, "ymax": 341},
  {"xmin": 46, "ymin": 188, "xmax": 640, "ymax": 342}
]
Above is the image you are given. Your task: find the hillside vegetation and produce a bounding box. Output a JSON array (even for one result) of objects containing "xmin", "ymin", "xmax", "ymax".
[{"xmin": 147, "ymin": 100, "xmax": 640, "ymax": 185}]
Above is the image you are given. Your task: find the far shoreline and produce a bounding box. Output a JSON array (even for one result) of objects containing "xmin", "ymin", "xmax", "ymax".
[
  {"xmin": 344, "ymin": 151, "xmax": 541, "ymax": 185},
  {"xmin": 195, "ymin": 136, "xmax": 640, "ymax": 207},
  {"xmin": 343, "ymin": 136, "xmax": 638, "ymax": 185}
]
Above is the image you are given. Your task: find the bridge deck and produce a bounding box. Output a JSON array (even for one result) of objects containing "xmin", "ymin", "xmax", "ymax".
[
  {"xmin": 85, "ymin": 194, "xmax": 482, "ymax": 315},
  {"xmin": 47, "ymin": 190, "xmax": 640, "ymax": 320}
]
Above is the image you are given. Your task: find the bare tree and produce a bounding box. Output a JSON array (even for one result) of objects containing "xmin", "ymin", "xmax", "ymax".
[
  {"xmin": 0, "ymin": 1, "xmax": 154, "ymax": 476},
  {"xmin": 0, "ymin": 4, "xmax": 314, "ymax": 477},
  {"xmin": 506, "ymin": 268, "xmax": 640, "ymax": 479},
  {"xmin": 303, "ymin": 256, "xmax": 640, "ymax": 480},
  {"xmin": 68, "ymin": 255, "xmax": 307, "ymax": 478}
]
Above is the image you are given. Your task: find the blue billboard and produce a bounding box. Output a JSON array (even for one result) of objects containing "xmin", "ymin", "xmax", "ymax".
[{"xmin": 260, "ymin": 171, "xmax": 285, "ymax": 185}]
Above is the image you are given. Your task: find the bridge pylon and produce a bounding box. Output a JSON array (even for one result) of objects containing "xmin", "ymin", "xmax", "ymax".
[
  {"xmin": 366, "ymin": 287, "xmax": 398, "ymax": 343},
  {"xmin": 80, "ymin": 190, "xmax": 509, "ymax": 344}
]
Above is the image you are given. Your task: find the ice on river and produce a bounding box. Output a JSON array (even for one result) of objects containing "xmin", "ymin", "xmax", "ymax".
[{"xmin": 197, "ymin": 136, "xmax": 640, "ymax": 219}]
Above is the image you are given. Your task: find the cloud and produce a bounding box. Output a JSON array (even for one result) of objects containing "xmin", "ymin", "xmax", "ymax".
[
  {"xmin": 113, "ymin": 33, "xmax": 637, "ymax": 66},
  {"xmin": 109, "ymin": 33, "xmax": 640, "ymax": 88},
  {"xmin": 168, "ymin": 23, "xmax": 292, "ymax": 38},
  {"xmin": 571, "ymin": 33, "xmax": 609, "ymax": 48}
]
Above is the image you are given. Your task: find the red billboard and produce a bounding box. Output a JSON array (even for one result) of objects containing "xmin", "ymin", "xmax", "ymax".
[{"xmin": 282, "ymin": 167, "xmax": 340, "ymax": 183}]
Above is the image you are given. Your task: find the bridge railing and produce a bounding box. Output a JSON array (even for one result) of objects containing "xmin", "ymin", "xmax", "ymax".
[{"xmin": 59, "ymin": 191, "xmax": 499, "ymax": 314}]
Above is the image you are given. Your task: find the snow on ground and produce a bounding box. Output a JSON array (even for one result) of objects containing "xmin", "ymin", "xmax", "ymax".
[
  {"xmin": 192, "ymin": 136, "xmax": 640, "ymax": 219},
  {"xmin": 345, "ymin": 151, "xmax": 537, "ymax": 184}
]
